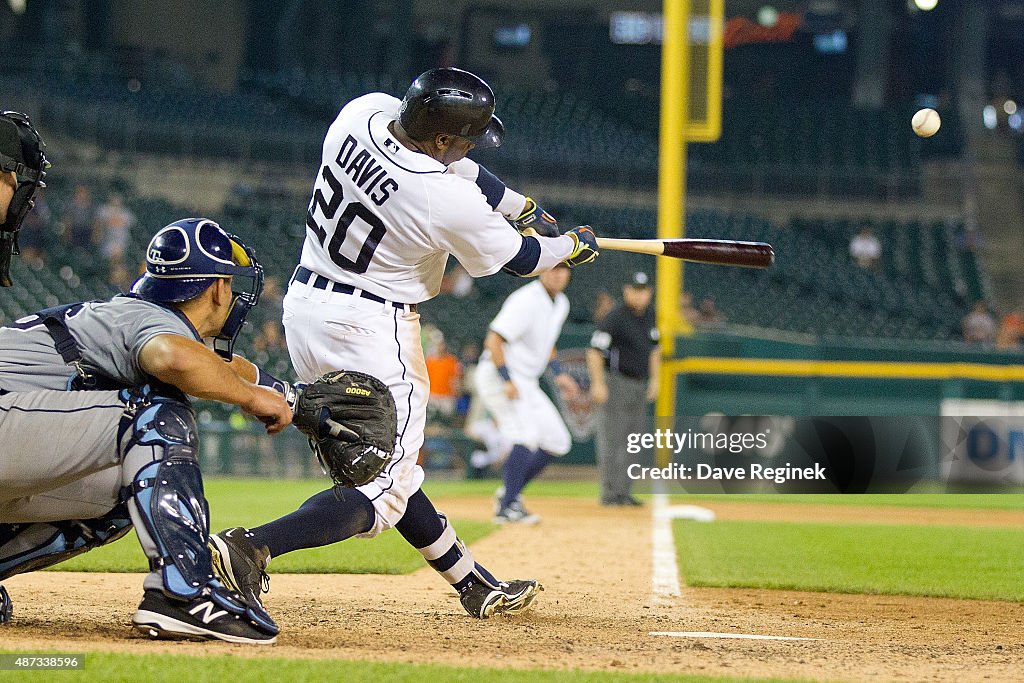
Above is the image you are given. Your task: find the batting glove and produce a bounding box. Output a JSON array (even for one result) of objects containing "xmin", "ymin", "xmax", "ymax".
[
  {"xmin": 513, "ymin": 197, "xmax": 560, "ymax": 237},
  {"xmin": 565, "ymin": 226, "xmax": 599, "ymax": 268}
]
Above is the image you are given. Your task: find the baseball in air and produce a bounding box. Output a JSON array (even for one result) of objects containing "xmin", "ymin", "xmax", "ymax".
[{"xmin": 912, "ymin": 108, "xmax": 941, "ymax": 138}]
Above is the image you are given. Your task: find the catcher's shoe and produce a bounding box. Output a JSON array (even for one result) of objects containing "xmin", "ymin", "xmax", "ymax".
[
  {"xmin": 494, "ymin": 500, "xmax": 541, "ymax": 525},
  {"xmin": 0, "ymin": 585, "xmax": 12, "ymax": 625},
  {"xmin": 209, "ymin": 527, "xmax": 270, "ymax": 609},
  {"xmin": 132, "ymin": 588, "xmax": 277, "ymax": 645},
  {"xmin": 459, "ymin": 579, "xmax": 542, "ymax": 619}
]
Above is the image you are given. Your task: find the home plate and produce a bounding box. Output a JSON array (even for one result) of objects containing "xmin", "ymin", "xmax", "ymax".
[{"xmin": 650, "ymin": 631, "xmax": 819, "ymax": 641}]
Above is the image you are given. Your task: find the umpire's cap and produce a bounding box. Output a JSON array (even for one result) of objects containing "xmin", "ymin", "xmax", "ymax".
[
  {"xmin": 399, "ymin": 68, "xmax": 504, "ymax": 149},
  {"xmin": 133, "ymin": 218, "xmax": 264, "ymax": 358},
  {"xmin": 627, "ymin": 272, "xmax": 652, "ymax": 288}
]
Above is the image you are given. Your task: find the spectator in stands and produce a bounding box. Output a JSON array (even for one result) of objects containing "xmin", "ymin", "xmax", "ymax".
[
  {"xmin": 260, "ymin": 276, "xmax": 284, "ymax": 317},
  {"xmin": 849, "ymin": 225, "xmax": 882, "ymax": 270},
  {"xmin": 954, "ymin": 218, "xmax": 982, "ymax": 253},
  {"xmin": 996, "ymin": 307, "xmax": 1024, "ymax": 350},
  {"xmin": 60, "ymin": 185, "xmax": 95, "ymax": 247},
  {"xmin": 252, "ymin": 319, "xmax": 287, "ymax": 357},
  {"xmin": 425, "ymin": 332, "xmax": 462, "ymax": 420},
  {"xmin": 108, "ymin": 263, "xmax": 135, "ymax": 292},
  {"xmin": 16, "ymin": 188, "xmax": 50, "ymax": 268},
  {"xmin": 962, "ymin": 301, "xmax": 997, "ymax": 344},
  {"xmin": 459, "ymin": 341, "xmax": 480, "ymax": 368},
  {"xmin": 679, "ymin": 292, "xmax": 700, "ymax": 326},
  {"xmin": 593, "ymin": 289, "xmax": 615, "ymax": 323},
  {"xmin": 93, "ymin": 193, "xmax": 136, "ymax": 278},
  {"xmin": 440, "ymin": 262, "xmax": 474, "ymax": 298},
  {"xmin": 457, "ymin": 342, "xmax": 481, "ymax": 416},
  {"xmin": 695, "ymin": 296, "xmax": 725, "ymax": 329}
]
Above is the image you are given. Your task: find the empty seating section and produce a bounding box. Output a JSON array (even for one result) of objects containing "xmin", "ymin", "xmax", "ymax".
[
  {"xmin": 680, "ymin": 210, "xmax": 984, "ymax": 340},
  {"xmin": 688, "ymin": 99, "xmax": 943, "ymax": 198},
  {"xmin": 0, "ymin": 178, "xmax": 986, "ymax": 355},
  {"xmin": 0, "ymin": 51, "xmax": 947, "ymax": 193}
]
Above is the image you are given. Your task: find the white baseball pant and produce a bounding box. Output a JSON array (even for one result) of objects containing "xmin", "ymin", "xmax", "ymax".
[
  {"xmin": 282, "ymin": 281, "xmax": 426, "ymax": 537},
  {"xmin": 473, "ymin": 359, "xmax": 571, "ymax": 456}
]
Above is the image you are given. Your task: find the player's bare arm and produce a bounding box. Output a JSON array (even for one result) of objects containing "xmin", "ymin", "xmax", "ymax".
[
  {"xmin": 0, "ymin": 171, "xmax": 15, "ymax": 217},
  {"xmin": 647, "ymin": 348, "xmax": 661, "ymax": 402},
  {"xmin": 227, "ymin": 353, "xmax": 259, "ymax": 383},
  {"xmin": 138, "ymin": 334, "xmax": 292, "ymax": 433},
  {"xmin": 484, "ymin": 329, "xmax": 518, "ymax": 399},
  {"xmin": 586, "ymin": 347, "xmax": 609, "ymax": 405}
]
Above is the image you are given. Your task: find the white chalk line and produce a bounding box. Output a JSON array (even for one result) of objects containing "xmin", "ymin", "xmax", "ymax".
[
  {"xmin": 650, "ymin": 631, "xmax": 820, "ymax": 642},
  {"xmin": 648, "ymin": 494, "xmax": 817, "ymax": 643},
  {"xmin": 649, "ymin": 491, "xmax": 715, "ymax": 605}
]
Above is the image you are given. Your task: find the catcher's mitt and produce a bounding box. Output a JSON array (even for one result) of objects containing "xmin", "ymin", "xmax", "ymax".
[{"xmin": 292, "ymin": 370, "xmax": 397, "ymax": 488}]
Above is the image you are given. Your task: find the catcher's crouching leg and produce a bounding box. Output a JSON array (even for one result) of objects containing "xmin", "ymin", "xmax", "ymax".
[
  {"xmin": 395, "ymin": 489, "xmax": 541, "ymax": 618},
  {"xmin": 0, "ymin": 511, "xmax": 132, "ymax": 625},
  {"xmin": 117, "ymin": 386, "xmax": 278, "ymax": 644}
]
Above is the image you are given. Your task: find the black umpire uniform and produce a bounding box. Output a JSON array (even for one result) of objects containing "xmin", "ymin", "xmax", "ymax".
[{"xmin": 587, "ymin": 272, "xmax": 660, "ymax": 505}]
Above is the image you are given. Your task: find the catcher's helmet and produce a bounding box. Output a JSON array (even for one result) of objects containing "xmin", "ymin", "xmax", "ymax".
[
  {"xmin": 399, "ymin": 68, "xmax": 504, "ymax": 149},
  {"xmin": 133, "ymin": 218, "xmax": 263, "ymax": 359},
  {"xmin": 1, "ymin": 111, "xmax": 50, "ymax": 287}
]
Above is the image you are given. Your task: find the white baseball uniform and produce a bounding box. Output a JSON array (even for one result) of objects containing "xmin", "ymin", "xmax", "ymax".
[
  {"xmin": 473, "ymin": 280, "xmax": 573, "ymax": 456},
  {"xmin": 284, "ymin": 93, "xmax": 576, "ymax": 536}
]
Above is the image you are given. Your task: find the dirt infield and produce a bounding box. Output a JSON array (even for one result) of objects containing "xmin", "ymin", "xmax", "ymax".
[{"xmin": 3, "ymin": 497, "xmax": 1022, "ymax": 682}]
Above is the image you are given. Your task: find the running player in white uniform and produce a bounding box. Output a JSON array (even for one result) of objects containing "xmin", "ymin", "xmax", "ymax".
[
  {"xmin": 211, "ymin": 68, "xmax": 599, "ymax": 618},
  {"xmin": 475, "ymin": 264, "xmax": 579, "ymax": 523}
]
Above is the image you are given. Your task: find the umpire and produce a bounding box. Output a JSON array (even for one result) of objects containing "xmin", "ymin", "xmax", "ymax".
[
  {"xmin": 586, "ymin": 272, "xmax": 660, "ymax": 506},
  {"xmin": 0, "ymin": 110, "xmax": 48, "ymax": 288}
]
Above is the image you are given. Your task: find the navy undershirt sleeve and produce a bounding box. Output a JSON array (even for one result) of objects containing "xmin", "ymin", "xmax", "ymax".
[
  {"xmin": 475, "ymin": 164, "xmax": 507, "ymax": 210},
  {"xmin": 501, "ymin": 236, "xmax": 541, "ymax": 276}
]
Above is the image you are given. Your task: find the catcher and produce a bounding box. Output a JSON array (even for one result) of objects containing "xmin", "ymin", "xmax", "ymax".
[{"xmin": 0, "ymin": 218, "xmax": 295, "ymax": 644}]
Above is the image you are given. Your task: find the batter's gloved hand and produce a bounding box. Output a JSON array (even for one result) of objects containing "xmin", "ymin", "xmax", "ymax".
[
  {"xmin": 513, "ymin": 197, "xmax": 560, "ymax": 237},
  {"xmin": 565, "ymin": 226, "xmax": 599, "ymax": 268},
  {"xmin": 292, "ymin": 370, "xmax": 398, "ymax": 488}
]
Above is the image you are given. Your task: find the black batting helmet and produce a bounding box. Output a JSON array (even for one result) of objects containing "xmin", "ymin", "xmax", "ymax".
[{"xmin": 399, "ymin": 68, "xmax": 504, "ymax": 149}]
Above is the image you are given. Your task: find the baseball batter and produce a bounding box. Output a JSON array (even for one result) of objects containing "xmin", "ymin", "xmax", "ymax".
[
  {"xmin": 475, "ymin": 264, "xmax": 579, "ymax": 523},
  {"xmin": 211, "ymin": 67, "xmax": 599, "ymax": 618},
  {"xmin": 0, "ymin": 217, "xmax": 292, "ymax": 644}
]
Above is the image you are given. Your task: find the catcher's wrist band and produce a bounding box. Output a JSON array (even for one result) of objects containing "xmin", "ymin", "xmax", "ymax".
[
  {"xmin": 255, "ymin": 366, "xmax": 288, "ymax": 395},
  {"xmin": 497, "ymin": 365, "xmax": 511, "ymax": 382},
  {"xmin": 549, "ymin": 359, "xmax": 563, "ymax": 376}
]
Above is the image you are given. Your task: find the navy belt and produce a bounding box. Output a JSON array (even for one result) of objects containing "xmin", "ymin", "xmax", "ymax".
[{"xmin": 292, "ymin": 266, "xmax": 416, "ymax": 312}]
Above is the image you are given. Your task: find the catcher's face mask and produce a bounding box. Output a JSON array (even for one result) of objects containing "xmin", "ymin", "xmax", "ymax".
[
  {"xmin": 0, "ymin": 111, "xmax": 49, "ymax": 287},
  {"xmin": 213, "ymin": 234, "xmax": 264, "ymax": 360}
]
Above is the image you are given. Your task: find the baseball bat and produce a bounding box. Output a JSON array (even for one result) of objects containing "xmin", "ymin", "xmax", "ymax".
[{"xmin": 595, "ymin": 237, "xmax": 775, "ymax": 268}]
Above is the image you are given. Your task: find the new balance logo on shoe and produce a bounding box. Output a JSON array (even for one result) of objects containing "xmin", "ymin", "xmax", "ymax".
[{"xmin": 188, "ymin": 601, "xmax": 228, "ymax": 624}]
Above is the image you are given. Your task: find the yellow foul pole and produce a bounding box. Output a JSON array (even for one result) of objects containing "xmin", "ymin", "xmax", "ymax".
[{"xmin": 655, "ymin": 0, "xmax": 690, "ymax": 439}]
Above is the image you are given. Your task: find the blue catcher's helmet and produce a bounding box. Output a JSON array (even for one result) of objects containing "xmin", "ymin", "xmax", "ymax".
[{"xmin": 132, "ymin": 218, "xmax": 263, "ymax": 359}]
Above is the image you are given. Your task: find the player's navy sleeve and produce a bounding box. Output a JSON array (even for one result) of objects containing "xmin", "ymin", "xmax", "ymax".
[
  {"xmin": 501, "ymin": 236, "xmax": 541, "ymax": 276},
  {"xmin": 474, "ymin": 165, "xmax": 506, "ymax": 210}
]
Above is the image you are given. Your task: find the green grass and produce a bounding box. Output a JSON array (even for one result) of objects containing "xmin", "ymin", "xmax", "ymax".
[
  {"xmin": 424, "ymin": 477, "xmax": 599, "ymax": 498},
  {"xmin": 0, "ymin": 652, "xmax": 805, "ymax": 683},
  {"xmin": 671, "ymin": 492, "xmax": 1024, "ymax": 510},
  {"xmin": 51, "ymin": 478, "xmax": 495, "ymax": 574},
  {"xmin": 675, "ymin": 519, "xmax": 1024, "ymax": 601}
]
